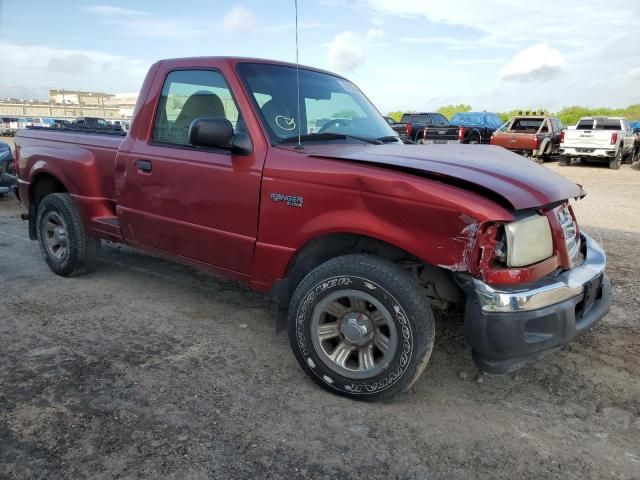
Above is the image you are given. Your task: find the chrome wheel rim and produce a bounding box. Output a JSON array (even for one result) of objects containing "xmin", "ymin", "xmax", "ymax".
[
  {"xmin": 43, "ymin": 211, "xmax": 69, "ymax": 262},
  {"xmin": 310, "ymin": 289, "xmax": 397, "ymax": 379}
]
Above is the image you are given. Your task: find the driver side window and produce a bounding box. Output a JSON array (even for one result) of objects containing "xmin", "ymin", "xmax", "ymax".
[{"xmin": 152, "ymin": 69, "xmax": 241, "ymax": 147}]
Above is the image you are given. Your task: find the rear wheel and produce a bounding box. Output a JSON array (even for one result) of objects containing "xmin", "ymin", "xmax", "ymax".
[
  {"xmin": 416, "ymin": 138, "xmax": 427, "ymax": 145},
  {"xmin": 622, "ymin": 150, "xmax": 633, "ymax": 165},
  {"xmin": 288, "ymin": 254, "xmax": 435, "ymax": 401},
  {"xmin": 609, "ymin": 150, "xmax": 622, "ymax": 170},
  {"xmin": 36, "ymin": 193, "xmax": 101, "ymax": 276},
  {"xmin": 558, "ymin": 156, "xmax": 570, "ymax": 166}
]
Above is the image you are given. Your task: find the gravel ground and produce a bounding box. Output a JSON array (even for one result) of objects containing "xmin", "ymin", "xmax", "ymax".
[{"xmin": 1, "ymin": 141, "xmax": 639, "ymax": 479}]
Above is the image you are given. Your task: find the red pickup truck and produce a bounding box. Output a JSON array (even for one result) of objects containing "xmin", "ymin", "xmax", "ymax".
[
  {"xmin": 14, "ymin": 57, "xmax": 611, "ymax": 401},
  {"xmin": 490, "ymin": 115, "xmax": 564, "ymax": 162}
]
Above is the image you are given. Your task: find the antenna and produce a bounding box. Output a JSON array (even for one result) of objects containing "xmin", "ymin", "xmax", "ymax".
[{"xmin": 294, "ymin": 0, "xmax": 303, "ymax": 150}]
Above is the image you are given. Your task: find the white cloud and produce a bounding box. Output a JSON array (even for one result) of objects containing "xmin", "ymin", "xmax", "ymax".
[
  {"xmin": 499, "ymin": 43, "xmax": 565, "ymax": 82},
  {"xmin": 357, "ymin": 0, "xmax": 640, "ymax": 109},
  {"xmin": 82, "ymin": 5, "xmax": 146, "ymax": 16},
  {"xmin": 81, "ymin": 4, "xmax": 211, "ymax": 39},
  {"xmin": 326, "ymin": 28, "xmax": 386, "ymax": 73},
  {"xmin": 223, "ymin": 6, "xmax": 257, "ymax": 34},
  {"xmin": 366, "ymin": 28, "xmax": 384, "ymax": 40},
  {"xmin": 0, "ymin": 43, "xmax": 148, "ymax": 99},
  {"xmin": 363, "ymin": 0, "xmax": 640, "ymax": 46},
  {"xmin": 327, "ymin": 31, "xmax": 366, "ymax": 73}
]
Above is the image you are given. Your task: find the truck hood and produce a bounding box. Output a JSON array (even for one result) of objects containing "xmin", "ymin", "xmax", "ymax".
[{"xmin": 303, "ymin": 143, "xmax": 585, "ymax": 210}]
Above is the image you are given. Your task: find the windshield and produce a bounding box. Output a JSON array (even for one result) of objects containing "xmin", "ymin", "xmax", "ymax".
[{"xmin": 237, "ymin": 63, "xmax": 396, "ymax": 144}]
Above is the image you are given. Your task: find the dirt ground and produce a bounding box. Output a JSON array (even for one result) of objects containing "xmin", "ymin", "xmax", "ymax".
[{"xmin": 1, "ymin": 140, "xmax": 639, "ymax": 479}]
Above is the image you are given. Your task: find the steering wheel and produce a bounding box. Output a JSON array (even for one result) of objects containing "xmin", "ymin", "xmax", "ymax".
[{"xmin": 318, "ymin": 119, "xmax": 350, "ymax": 134}]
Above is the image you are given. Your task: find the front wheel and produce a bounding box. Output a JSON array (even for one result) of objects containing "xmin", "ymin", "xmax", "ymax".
[
  {"xmin": 36, "ymin": 193, "xmax": 101, "ymax": 277},
  {"xmin": 288, "ymin": 254, "xmax": 435, "ymax": 401},
  {"xmin": 558, "ymin": 156, "xmax": 570, "ymax": 166},
  {"xmin": 416, "ymin": 138, "xmax": 427, "ymax": 144}
]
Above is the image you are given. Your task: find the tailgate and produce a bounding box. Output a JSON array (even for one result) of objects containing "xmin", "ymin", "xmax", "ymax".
[
  {"xmin": 392, "ymin": 123, "xmax": 407, "ymax": 137},
  {"xmin": 423, "ymin": 126, "xmax": 459, "ymax": 143},
  {"xmin": 491, "ymin": 131, "xmax": 536, "ymax": 149},
  {"xmin": 563, "ymin": 129, "xmax": 613, "ymax": 147}
]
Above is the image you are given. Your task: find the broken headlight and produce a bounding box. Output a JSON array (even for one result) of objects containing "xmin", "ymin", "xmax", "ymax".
[{"xmin": 504, "ymin": 215, "xmax": 554, "ymax": 267}]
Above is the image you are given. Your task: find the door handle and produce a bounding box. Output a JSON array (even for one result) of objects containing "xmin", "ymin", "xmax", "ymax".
[{"xmin": 136, "ymin": 159, "xmax": 152, "ymax": 173}]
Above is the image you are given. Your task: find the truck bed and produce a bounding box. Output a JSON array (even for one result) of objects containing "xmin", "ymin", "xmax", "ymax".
[{"xmin": 15, "ymin": 127, "xmax": 124, "ymax": 217}]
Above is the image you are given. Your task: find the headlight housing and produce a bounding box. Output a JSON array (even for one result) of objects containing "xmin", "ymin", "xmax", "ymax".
[{"xmin": 504, "ymin": 215, "xmax": 554, "ymax": 267}]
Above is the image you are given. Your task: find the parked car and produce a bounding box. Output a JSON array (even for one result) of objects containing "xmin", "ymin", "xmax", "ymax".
[
  {"xmin": 72, "ymin": 117, "xmax": 122, "ymax": 131},
  {"xmin": 392, "ymin": 112, "xmax": 458, "ymax": 144},
  {"xmin": 559, "ymin": 117, "xmax": 635, "ymax": 169},
  {"xmin": 628, "ymin": 121, "xmax": 640, "ymax": 162},
  {"xmin": 108, "ymin": 119, "xmax": 130, "ymax": 132},
  {"xmin": 383, "ymin": 116, "xmax": 397, "ymax": 126},
  {"xmin": 10, "ymin": 117, "xmax": 34, "ymax": 131},
  {"xmin": 14, "ymin": 57, "xmax": 611, "ymax": 401},
  {"xmin": 449, "ymin": 112, "xmax": 504, "ymax": 144},
  {"xmin": 1, "ymin": 116, "xmax": 18, "ymax": 136},
  {"xmin": 0, "ymin": 141, "xmax": 17, "ymax": 197},
  {"xmin": 51, "ymin": 119, "xmax": 72, "ymax": 129},
  {"xmin": 490, "ymin": 114, "xmax": 564, "ymax": 163}
]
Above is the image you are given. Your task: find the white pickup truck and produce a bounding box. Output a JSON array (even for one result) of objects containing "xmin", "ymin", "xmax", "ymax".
[{"xmin": 559, "ymin": 117, "xmax": 635, "ymax": 169}]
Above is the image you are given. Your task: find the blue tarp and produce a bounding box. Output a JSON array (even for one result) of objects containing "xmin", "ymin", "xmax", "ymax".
[
  {"xmin": 0, "ymin": 142, "xmax": 12, "ymax": 167},
  {"xmin": 629, "ymin": 121, "xmax": 640, "ymax": 130},
  {"xmin": 449, "ymin": 112, "xmax": 504, "ymax": 129}
]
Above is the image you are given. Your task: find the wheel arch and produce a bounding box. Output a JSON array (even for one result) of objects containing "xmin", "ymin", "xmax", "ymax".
[
  {"xmin": 538, "ymin": 137, "xmax": 552, "ymax": 156},
  {"xmin": 271, "ymin": 232, "xmax": 464, "ymax": 307},
  {"xmin": 28, "ymin": 172, "xmax": 69, "ymax": 240}
]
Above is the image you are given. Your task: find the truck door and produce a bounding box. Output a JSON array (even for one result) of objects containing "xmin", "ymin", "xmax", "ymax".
[{"xmin": 116, "ymin": 68, "xmax": 264, "ymax": 275}]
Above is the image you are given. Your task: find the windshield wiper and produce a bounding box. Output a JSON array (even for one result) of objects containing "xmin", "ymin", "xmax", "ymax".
[
  {"xmin": 377, "ymin": 135, "xmax": 401, "ymax": 143},
  {"xmin": 278, "ymin": 133, "xmax": 382, "ymax": 145}
]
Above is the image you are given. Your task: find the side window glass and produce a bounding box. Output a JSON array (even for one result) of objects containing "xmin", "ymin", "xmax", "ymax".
[
  {"xmin": 539, "ymin": 121, "xmax": 549, "ymax": 133},
  {"xmin": 430, "ymin": 114, "xmax": 448, "ymax": 126},
  {"xmin": 153, "ymin": 69, "xmax": 242, "ymax": 146}
]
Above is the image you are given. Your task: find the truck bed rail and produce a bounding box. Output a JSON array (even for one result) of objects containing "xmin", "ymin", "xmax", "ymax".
[{"xmin": 25, "ymin": 125, "xmax": 127, "ymax": 137}]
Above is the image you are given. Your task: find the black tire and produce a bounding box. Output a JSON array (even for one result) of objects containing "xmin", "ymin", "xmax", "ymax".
[
  {"xmin": 558, "ymin": 156, "xmax": 570, "ymax": 166},
  {"xmin": 468, "ymin": 135, "xmax": 480, "ymax": 145},
  {"xmin": 622, "ymin": 150, "xmax": 633, "ymax": 165},
  {"xmin": 288, "ymin": 254, "xmax": 435, "ymax": 401},
  {"xmin": 36, "ymin": 193, "xmax": 101, "ymax": 277},
  {"xmin": 416, "ymin": 138, "xmax": 427, "ymax": 145},
  {"xmin": 609, "ymin": 150, "xmax": 622, "ymax": 170}
]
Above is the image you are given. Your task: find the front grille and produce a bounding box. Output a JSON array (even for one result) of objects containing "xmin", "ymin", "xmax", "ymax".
[{"xmin": 557, "ymin": 206, "xmax": 582, "ymax": 267}]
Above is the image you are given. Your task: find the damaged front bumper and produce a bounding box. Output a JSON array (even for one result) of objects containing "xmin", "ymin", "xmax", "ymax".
[{"xmin": 456, "ymin": 233, "xmax": 612, "ymax": 374}]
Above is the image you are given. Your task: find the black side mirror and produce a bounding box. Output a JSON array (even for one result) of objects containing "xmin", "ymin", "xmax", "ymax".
[{"xmin": 189, "ymin": 117, "xmax": 252, "ymax": 155}]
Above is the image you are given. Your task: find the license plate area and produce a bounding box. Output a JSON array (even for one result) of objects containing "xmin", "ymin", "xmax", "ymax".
[{"xmin": 581, "ymin": 274, "xmax": 603, "ymax": 317}]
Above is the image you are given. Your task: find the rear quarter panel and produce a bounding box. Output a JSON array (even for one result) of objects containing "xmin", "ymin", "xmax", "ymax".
[
  {"xmin": 17, "ymin": 131, "xmax": 121, "ymax": 202},
  {"xmin": 16, "ymin": 131, "xmax": 122, "ymax": 237}
]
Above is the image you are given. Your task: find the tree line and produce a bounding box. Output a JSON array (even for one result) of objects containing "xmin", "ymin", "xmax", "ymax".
[{"xmin": 387, "ymin": 104, "xmax": 640, "ymax": 127}]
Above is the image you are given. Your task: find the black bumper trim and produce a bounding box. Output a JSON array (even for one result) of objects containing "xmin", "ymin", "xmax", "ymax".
[{"xmin": 461, "ymin": 275, "xmax": 611, "ymax": 374}]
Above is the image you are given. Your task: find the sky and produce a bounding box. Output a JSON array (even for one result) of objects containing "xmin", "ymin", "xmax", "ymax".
[{"xmin": 0, "ymin": 0, "xmax": 639, "ymax": 114}]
